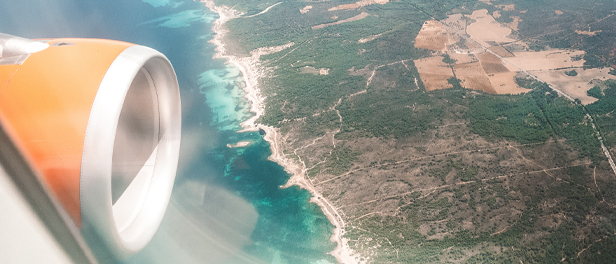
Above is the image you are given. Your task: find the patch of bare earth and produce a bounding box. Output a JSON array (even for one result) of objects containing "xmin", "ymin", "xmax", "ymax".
[
  {"xmin": 328, "ymin": 0, "xmax": 389, "ymax": 11},
  {"xmin": 532, "ymin": 68, "xmax": 616, "ymax": 105},
  {"xmin": 412, "ymin": 8, "xmax": 614, "ymax": 100},
  {"xmin": 488, "ymin": 72, "xmax": 529, "ymax": 94},
  {"xmin": 312, "ymin": 12, "xmax": 370, "ymax": 30},
  {"xmin": 414, "ymin": 56, "xmax": 454, "ymax": 91},
  {"xmin": 488, "ymin": 46, "xmax": 514, "ymax": 57},
  {"xmin": 299, "ymin": 66, "xmax": 330, "ymax": 75},
  {"xmin": 413, "ymin": 10, "xmax": 529, "ymax": 95},
  {"xmin": 477, "ymin": 52, "xmax": 510, "ymax": 74},
  {"xmin": 575, "ymin": 29, "xmax": 602, "ymax": 36},
  {"xmin": 300, "ymin": 5, "xmax": 312, "ymax": 14},
  {"xmin": 503, "ymin": 49, "xmax": 585, "ymax": 72},
  {"xmin": 441, "ymin": 13, "xmax": 466, "ymax": 35},
  {"xmin": 414, "ymin": 20, "xmax": 450, "ymax": 51},
  {"xmin": 466, "ymin": 9, "xmax": 516, "ymax": 47},
  {"xmin": 358, "ymin": 32, "xmax": 385, "ymax": 43},
  {"xmin": 449, "ymin": 53, "xmax": 476, "ymax": 64},
  {"xmin": 454, "ymin": 62, "xmax": 496, "ymax": 94}
]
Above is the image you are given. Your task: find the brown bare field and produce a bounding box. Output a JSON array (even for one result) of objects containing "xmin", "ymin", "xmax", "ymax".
[
  {"xmin": 488, "ymin": 46, "xmax": 514, "ymax": 57},
  {"xmin": 467, "ymin": 9, "xmax": 516, "ymax": 47},
  {"xmin": 328, "ymin": 0, "xmax": 389, "ymax": 11},
  {"xmin": 415, "ymin": 56, "xmax": 454, "ymax": 91},
  {"xmin": 477, "ymin": 52, "xmax": 510, "ymax": 74},
  {"xmin": 449, "ymin": 53, "xmax": 477, "ymax": 64},
  {"xmin": 414, "ymin": 20, "xmax": 449, "ymax": 51},
  {"xmin": 555, "ymin": 10, "xmax": 563, "ymax": 15},
  {"xmin": 454, "ymin": 62, "xmax": 496, "ymax": 93},
  {"xmin": 441, "ymin": 14, "xmax": 466, "ymax": 35},
  {"xmin": 532, "ymin": 68, "xmax": 616, "ymax": 105},
  {"xmin": 465, "ymin": 41, "xmax": 484, "ymax": 51},
  {"xmin": 312, "ymin": 12, "xmax": 370, "ymax": 29},
  {"xmin": 488, "ymin": 72, "xmax": 530, "ymax": 94},
  {"xmin": 503, "ymin": 49, "xmax": 585, "ymax": 72}
]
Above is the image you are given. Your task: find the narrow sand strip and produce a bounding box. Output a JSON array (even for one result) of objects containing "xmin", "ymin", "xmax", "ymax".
[{"xmin": 203, "ymin": 1, "xmax": 361, "ymax": 263}]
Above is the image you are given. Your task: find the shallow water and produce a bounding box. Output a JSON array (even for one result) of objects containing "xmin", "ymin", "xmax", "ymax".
[{"xmin": 0, "ymin": 0, "xmax": 336, "ymax": 263}]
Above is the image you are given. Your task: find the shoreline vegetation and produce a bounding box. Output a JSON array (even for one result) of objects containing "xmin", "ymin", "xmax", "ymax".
[
  {"xmin": 202, "ymin": 1, "xmax": 360, "ymax": 263},
  {"xmin": 196, "ymin": 0, "xmax": 616, "ymax": 262}
]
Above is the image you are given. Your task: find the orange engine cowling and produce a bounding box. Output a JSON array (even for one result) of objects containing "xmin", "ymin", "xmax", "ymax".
[{"xmin": 0, "ymin": 34, "xmax": 181, "ymax": 256}]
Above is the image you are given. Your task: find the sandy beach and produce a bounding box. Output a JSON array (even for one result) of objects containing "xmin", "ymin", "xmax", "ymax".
[{"xmin": 202, "ymin": 1, "xmax": 361, "ymax": 263}]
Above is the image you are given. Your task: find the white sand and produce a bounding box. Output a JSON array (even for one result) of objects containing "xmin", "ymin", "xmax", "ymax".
[
  {"xmin": 226, "ymin": 141, "xmax": 252, "ymax": 148},
  {"xmin": 203, "ymin": 1, "xmax": 361, "ymax": 263}
]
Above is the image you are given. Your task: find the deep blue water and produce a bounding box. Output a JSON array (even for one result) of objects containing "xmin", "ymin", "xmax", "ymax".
[{"xmin": 0, "ymin": 1, "xmax": 336, "ymax": 263}]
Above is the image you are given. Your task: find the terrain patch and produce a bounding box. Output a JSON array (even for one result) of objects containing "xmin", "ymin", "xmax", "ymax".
[
  {"xmin": 467, "ymin": 9, "xmax": 516, "ymax": 47},
  {"xmin": 415, "ymin": 56, "xmax": 454, "ymax": 91},
  {"xmin": 414, "ymin": 20, "xmax": 451, "ymax": 51},
  {"xmin": 488, "ymin": 72, "xmax": 529, "ymax": 94},
  {"xmin": 531, "ymin": 68, "xmax": 615, "ymax": 105},
  {"xmin": 312, "ymin": 12, "xmax": 370, "ymax": 29},
  {"xmin": 454, "ymin": 62, "xmax": 496, "ymax": 94},
  {"xmin": 328, "ymin": 0, "xmax": 389, "ymax": 11},
  {"xmin": 503, "ymin": 49, "xmax": 585, "ymax": 72}
]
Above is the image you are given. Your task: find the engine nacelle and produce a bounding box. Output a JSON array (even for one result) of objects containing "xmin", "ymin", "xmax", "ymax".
[{"xmin": 0, "ymin": 34, "xmax": 181, "ymax": 257}]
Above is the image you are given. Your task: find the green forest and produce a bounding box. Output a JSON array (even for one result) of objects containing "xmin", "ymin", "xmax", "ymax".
[{"xmin": 210, "ymin": 0, "xmax": 616, "ymax": 263}]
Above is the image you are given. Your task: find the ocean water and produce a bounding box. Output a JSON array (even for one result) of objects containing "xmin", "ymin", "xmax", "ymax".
[{"xmin": 0, "ymin": 0, "xmax": 336, "ymax": 263}]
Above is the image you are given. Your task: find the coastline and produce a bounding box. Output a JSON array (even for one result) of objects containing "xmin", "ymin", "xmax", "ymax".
[{"xmin": 202, "ymin": 1, "xmax": 360, "ymax": 263}]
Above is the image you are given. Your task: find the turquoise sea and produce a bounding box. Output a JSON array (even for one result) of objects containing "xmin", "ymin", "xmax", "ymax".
[{"xmin": 0, "ymin": 0, "xmax": 336, "ymax": 263}]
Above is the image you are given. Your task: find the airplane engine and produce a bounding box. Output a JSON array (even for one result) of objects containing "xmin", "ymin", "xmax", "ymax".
[{"xmin": 0, "ymin": 34, "xmax": 181, "ymax": 257}]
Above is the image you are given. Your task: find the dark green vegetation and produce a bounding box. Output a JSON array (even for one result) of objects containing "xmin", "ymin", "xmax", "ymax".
[
  {"xmin": 214, "ymin": 0, "xmax": 490, "ymax": 132},
  {"xmin": 565, "ymin": 69, "xmax": 578, "ymax": 76},
  {"xmin": 467, "ymin": 78, "xmax": 601, "ymax": 162},
  {"xmin": 587, "ymin": 86, "xmax": 603, "ymax": 99},
  {"xmin": 492, "ymin": 0, "xmax": 616, "ymax": 66},
  {"xmin": 586, "ymin": 80, "xmax": 616, "ymax": 149},
  {"xmin": 211, "ymin": 0, "xmax": 616, "ymax": 263}
]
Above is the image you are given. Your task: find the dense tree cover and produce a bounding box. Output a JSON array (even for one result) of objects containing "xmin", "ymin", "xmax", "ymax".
[
  {"xmin": 467, "ymin": 93, "xmax": 552, "ymax": 144},
  {"xmin": 587, "ymin": 86, "xmax": 603, "ymax": 99},
  {"xmin": 586, "ymin": 80, "xmax": 616, "ymax": 116},
  {"xmin": 583, "ymin": 53, "xmax": 608, "ymax": 69},
  {"xmin": 586, "ymin": 80, "xmax": 616, "ymax": 148},
  {"xmin": 337, "ymin": 88, "xmax": 438, "ymax": 139},
  {"xmin": 468, "ymin": 78, "xmax": 601, "ymax": 161},
  {"xmin": 564, "ymin": 69, "xmax": 578, "ymax": 76}
]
